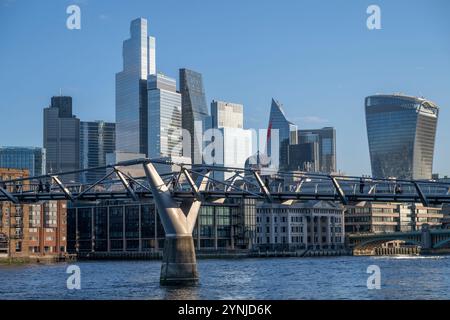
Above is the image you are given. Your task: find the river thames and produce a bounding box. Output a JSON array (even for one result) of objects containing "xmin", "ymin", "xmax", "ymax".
[{"xmin": 1, "ymin": 255, "xmax": 449, "ymax": 300}]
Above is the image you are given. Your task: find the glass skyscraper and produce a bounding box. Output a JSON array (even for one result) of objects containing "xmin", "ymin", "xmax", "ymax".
[
  {"xmin": 297, "ymin": 127, "xmax": 337, "ymax": 174},
  {"xmin": 43, "ymin": 96, "xmax": 80, "ymax": 182},
  {"xmin": 266, "ymin": 98, "xmax": 297, "ymax": 170},
  {"xmin": 365, "ymin": 94, "xmax": 439, "ymax": 180},
  {"xmin": 80, "ymin": 121, "xmax": 116, "ymax": 183},
  {"xmin": 147, "ymin": 73, "xmax": 182, "ymax": 158},
  {"xmin": 180, "ymin": 68, "xmax": 209, "ymax": 164},
  {"xmin": 116, "ymin": 18, "xmax": 156, "ymax": 156},
  {"xmin": 0, "ymin": 147, "xmax": 46, "ymax": 176}
]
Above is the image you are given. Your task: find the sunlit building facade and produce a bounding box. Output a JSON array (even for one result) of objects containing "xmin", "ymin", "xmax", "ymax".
[
  {"xmin": 256, "ymin": 201, "xmax": 345, "ymax": 251},
  {"xmin": 147, "ymin": 73, "xmax": 182, "ymax": 158},
  {"xmin": 116, "ymin": 18, "xmax": 156, "ymax": 156},
  {"xmin": 209, "ymin": 100, "xmax": 253, "ymax": 181},
  {"xmin": 0, "ymin": 147, "xmax": 46, "ymax": 176},
  {"xmin": 0, "ymin": 168, "xmax": 67, "ymax": 258},
  {"xmin": 211, "ymin": 100, "xmax": 244, "ymax": 129},
  {"xmin": 365, "ymin": 94, "xmax": 439, "ymax": 180}
]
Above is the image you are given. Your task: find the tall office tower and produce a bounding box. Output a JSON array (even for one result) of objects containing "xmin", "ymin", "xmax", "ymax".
[
  {"xmin": 147, "ymin": 73, "xmax": 182, "ymax": 158},
  {"xmin": 43, "ymin": 96, "xmax": 80, "ymax": 182},
  {"xmin": 365, "ymin": 94, "xmax": 439, "ymax": 180},
  {"xmin": 80, "ymin": 121, "xmax": 116, "ymax": 183},
  {"xmin": 211, "ymin": 100, "xmax": 244, "ymax": 129},
  {"xmin": 297, "ymin": 127, "xmax": 337, "ymax": 173},
  {"xmin": 209, "ymin": 100, "xmax": 253, "ymax": 181},
  {"xmin": 180, "ymin": 68, "xmax": 209, "ymax": 164},
  {"xmin": 116, "ymin": 18, "xmax": 156, "ymax": 156},
  {"xmin": 266, "ymin": 98, "xmax": 298, "ymax": 170},
  {"xmin": 288, "ymin": 142, "xmax": 319, "ymax": 172},
  {"xmin": 0, "ymin": 147, "xmax": 46, "ymax": 176}
]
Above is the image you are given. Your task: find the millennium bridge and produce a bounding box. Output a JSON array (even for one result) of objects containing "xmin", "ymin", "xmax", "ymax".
[{"xmin": 1, "ymin": 158, "xmax": 450, "ymax": 285}]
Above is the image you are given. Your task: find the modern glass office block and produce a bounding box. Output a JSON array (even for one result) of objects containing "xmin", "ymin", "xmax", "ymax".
[
  {"xmin": 43, "ymin": 96, "xmax": 80, "ymax": 182},
  {"xmin": 116, "ymin": 18, "xmax": 156, "ymax": 156},
  {"xmin": 365, "ymin": 94, "xmax": 439, "ymax": 180},
  {"xmin": 180, "ymin": 68, "xmax": 209, "ymax": 164},
  {"xmin": 297, "ymin": 127, "xmax": 336, "ymax": 174},
  {"xmin": 147, "ymin": 73, "xmax": 182, "ymax": 158},
  {"xmin": 80, "ymin": 121, "xmax": 116, "ymax": 183},
  {"xmin": 0, "ymin": 147, "xmax": 46, "ymax": 176},
  {"xmin": 267, "ymin": 99, "xmax": 297, "ymax": 170}
]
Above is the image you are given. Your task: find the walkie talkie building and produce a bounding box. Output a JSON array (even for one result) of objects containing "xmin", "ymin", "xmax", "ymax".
[{"xmin": 365, "ymin": 94, "xmax": 439, "ymax": 180}]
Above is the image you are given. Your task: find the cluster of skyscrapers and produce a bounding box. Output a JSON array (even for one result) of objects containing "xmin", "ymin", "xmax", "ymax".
[{"xmin": 0, "ymin": 18, "xmax": 441, "ymax": 185}]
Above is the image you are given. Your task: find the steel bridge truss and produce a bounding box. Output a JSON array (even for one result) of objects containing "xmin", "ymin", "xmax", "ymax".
[{"xmin": 0, "ymin": 158, "xmax": 449, "ymax": 206}]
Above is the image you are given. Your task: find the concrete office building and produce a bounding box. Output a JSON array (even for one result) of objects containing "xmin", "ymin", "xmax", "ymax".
[
  {"xmin": 365, "ymin": 94, "xmax": 439, "ymax": 179},
  {"xmin": 43, "ymin": 96, "xmax": 80, "ymax": 182},
  {"xmin": 255, "ymin": 200, "xmax": 345, "ymax": 251},
  {"xmin": 211, "ymin": 100, "xmax": 244, "ymax": 129},
  {"xmin": 0, "ymin": 147, "xmax": 46, "ymax": 176},
  {"xmin": 345, "ymin": 202, "xmax": 443, "ymax": 234}
]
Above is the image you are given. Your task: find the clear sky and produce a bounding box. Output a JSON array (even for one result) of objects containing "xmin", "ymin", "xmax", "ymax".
[{"xmin": 1, "ymin": 0, "xmax": 449, "ymax": 176}]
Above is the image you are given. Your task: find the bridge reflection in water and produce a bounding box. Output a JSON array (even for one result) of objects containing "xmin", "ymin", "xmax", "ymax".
[{"xmin": 1, "ymin": 158, "xmax": 450, "ymax": 285}]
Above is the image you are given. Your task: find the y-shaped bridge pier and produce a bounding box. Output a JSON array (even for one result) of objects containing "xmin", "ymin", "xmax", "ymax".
[{"xmin": 143, "ymin": 162, "xmax": 209, "ymax": 285}]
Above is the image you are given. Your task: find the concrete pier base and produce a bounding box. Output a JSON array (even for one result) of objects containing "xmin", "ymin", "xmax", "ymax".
[{"xmin": 160, "ymin": 236, "xmax": 199, "ymax": 286}]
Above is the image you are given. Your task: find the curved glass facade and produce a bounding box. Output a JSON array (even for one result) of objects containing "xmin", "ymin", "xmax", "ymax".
[{"xmin": 365, "ymin": 94, "xmax": 439, "ymax": 180}]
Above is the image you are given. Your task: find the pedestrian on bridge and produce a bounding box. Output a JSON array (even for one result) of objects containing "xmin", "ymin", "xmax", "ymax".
[
  {"xmin": 359, "ymin": 177, "xmax": 365, "ymax": 193},
  {"xmin": 395, "ymin": 183, "xmax": 402, "ymax": 194}
]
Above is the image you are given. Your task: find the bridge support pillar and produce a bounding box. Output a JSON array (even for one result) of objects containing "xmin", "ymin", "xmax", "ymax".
[
  {"xmin": 160, "ymin": 235, "xmax": 198, "ymax": 285},
  {"xmin": 421, "ymin": 224, "xmax": 432, "ymax": 251},
  {"xmin": 143, "ymin": 162, "xmax": 209, "ymax": 286}
]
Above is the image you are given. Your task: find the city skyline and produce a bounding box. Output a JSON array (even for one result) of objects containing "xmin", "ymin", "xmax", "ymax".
[{"xmin": 1, "ymin": 0, "xmax": 450, "ymax": 177}]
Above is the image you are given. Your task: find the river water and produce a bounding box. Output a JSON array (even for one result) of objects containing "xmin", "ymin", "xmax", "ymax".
[{"xmin": 0, "ymin": 255, "xmax": 449, "ymax": 300}]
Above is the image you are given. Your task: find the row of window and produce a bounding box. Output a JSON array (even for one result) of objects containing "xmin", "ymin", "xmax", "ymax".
[{"xmin": 256, "ymin": 236, "xmax": 343, "ymax": 244}]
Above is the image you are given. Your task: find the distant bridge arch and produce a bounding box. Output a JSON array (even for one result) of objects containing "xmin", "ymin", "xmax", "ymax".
[{"xmin": 353, "ymin": 237, "xmax": 421, "ymax": 250}]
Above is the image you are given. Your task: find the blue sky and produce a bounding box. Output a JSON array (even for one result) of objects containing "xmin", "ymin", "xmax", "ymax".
[{"xmin": 1, "ymin": 0, "xmax": 449, "ymax": 176}]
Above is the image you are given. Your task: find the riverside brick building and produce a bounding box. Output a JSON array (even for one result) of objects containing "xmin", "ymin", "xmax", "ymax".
[{"xmin": 0, "ymin": 168, "xmax": 67, "ymax": 258}]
